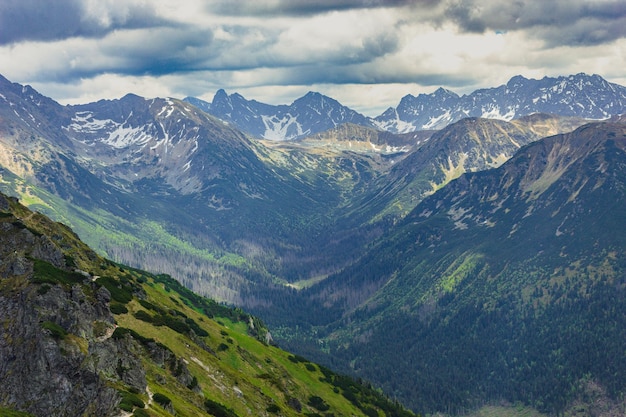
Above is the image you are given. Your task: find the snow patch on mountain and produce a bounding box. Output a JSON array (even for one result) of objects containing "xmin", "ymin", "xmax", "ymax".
[
  {"xmin": 182, "ymin": 73, "xmax": 626, "ymax": 139},
  {"xmin": 66, "ymin": 111, "xmax": 152, "ymax": 149},
  {"xmin": 106, "ymin": 124, "xmax": 152, "ymax": 149},
  {"xmin": 423, "ymin": 110, "xmax": 453, "ymax": 130},
  {"xmin": 157, "ymin": 100, "xmax": 177, "ymax": 119},
  {"xmin": 374, "ymin": 73, "xmax": 626, "ymax": 132},
  {"xmin": 261, "ymin": 114, "xmax": 305, "ymax": 141},
  {"xmin": 480, "ymin": 106, "xmax": 516, "ymax": 120},
  {"xmin": 373, "ymin": 108, "xmax": 419, "ymax": 133}
]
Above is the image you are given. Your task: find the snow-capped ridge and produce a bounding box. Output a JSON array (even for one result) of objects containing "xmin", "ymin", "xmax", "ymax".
[
  {"xmin": 185, "ymin": 89, "xmax": 375, "ymax": 141},
  {"xmin": 182, "ymin": 73, "xmax": 626, "ymax": 139},
  {"xmin": 375, "ymin": 73, "xmax": 626, "ymax": 132}
]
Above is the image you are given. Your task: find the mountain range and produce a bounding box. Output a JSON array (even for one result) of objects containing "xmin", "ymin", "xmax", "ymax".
[
  {"xmin": 185, "ymin": 90, "xmax": 376, "ymax": 141},
  {"xmin": 185, "ymin": 73, "xmax": 626, "ymax": 140},
  {"xmin": 1, "ymin": 72, "xmax": 626, "ymax": 416}
]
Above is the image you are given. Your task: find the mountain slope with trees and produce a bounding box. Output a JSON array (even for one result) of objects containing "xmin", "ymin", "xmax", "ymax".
[{"xmin": 297, "ymin": 122, "xmax": 626, "ymax": 415}]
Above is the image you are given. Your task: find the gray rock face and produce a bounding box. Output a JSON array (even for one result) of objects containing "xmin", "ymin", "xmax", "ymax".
[
  {"xmin": 0, "ymin": 218, "xmax": 146, "ymax": 416},
  {"xmin": 0, "ymin": 194, "xmax": 10, "ymax": 211}
]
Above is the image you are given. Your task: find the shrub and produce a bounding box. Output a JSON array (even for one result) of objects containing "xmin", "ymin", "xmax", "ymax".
[
  {"xmin": 110, "ymin": 303, "xmax": 128, "ymax": 314},
  {"xmin": 41, "ymin": 321, "xmax": 67, "ymax": 339},
  {"xmin": 362, "ymin": 406, "xmax": 379, "ymax": 417},
  {"xmin": 152, "ymin": 393, "xmax": 172, "ymax": 408},
  {"xmin": 138, "ymin": 299, "xmax": 165, "ymax": 315},
  {"xmin": 185, "ymin": 317, "xmax": 209, "ymax": 337},
  {"xmin": 307, "ymin": 396, "xmax": 330, "ymax": 412},
  {"xmin": 288, "ymin": 354, "xmax": 309, "ymax": 364},
  {"xmin": 111, "ymin": 327, "xmax": 155, "ymax": 347},
  {"xmin": 204, "ymin": 398, "xmax": 238, "ymax": 417},
  {"xmin": 119, "ymin": 391, "xmax": 145, "ymax": 412},
  {"xmin": 133, "ymin": 310, "xmax": 153, "ymax": 323},
  {"xmin": 342, "ymin": 389, "xmax": 358, "ymax": 406},
  {"xmin": 152, "ymin": 314, "xmax": 191, "ymax": 334},
  {"xmin": 96, "ymin": 276, "xmax": 133, "ymax": 304},
  {"xmin": 37, "ymin": 284, "xmax": 51, "ymax": 295},
  {"xmin": 64, "ymin": 255, "xmax": 76, "ymax": 268},
  {"xmin": 132, "ymin": 409, "xmax": 149, "ymax": 417},
  {"xmin": 33, "ymin": 259, "xmax": 85, "ymax": 286}
]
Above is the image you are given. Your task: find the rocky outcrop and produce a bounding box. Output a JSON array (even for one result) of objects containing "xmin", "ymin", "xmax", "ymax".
[{"xmin": 0, "ymin": 199, "xmax": 145, "ymax": 417}]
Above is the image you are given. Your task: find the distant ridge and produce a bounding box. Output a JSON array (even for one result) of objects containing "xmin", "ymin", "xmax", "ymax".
[
  {"xmin": 185, "ymin": 73, "xmax": 626, "ymax": 139},
  {"xmin": 375, "ymin": 73, "xmax": 626, "ymax": 132},
  {"xmin": 185, "ymin": 90, "xmax": 375, "ymax": 141}
]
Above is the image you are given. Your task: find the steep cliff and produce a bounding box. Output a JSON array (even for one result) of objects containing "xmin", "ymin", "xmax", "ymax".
[{"xmin": 0, "ymin": 193, "xmax": 145, "ymax": 416}]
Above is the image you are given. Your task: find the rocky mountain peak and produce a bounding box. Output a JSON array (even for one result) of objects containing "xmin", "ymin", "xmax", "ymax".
[
  {"xmin": 433, "ymin": 86, "xmax": 459, "ymax": 99},
  {"xmin": 210, "ymin": 88, "xmax": 235, "ymax": 114},
  {"xmin": 506, "ymin": 74, "xmax": 529, "ymax": 90},
  {"xmin": 300, "ymin": 91, "xmax": 323, "ymax": 100},
  {"xmin": 213, "ymin": 88, "xmax": 228, "ymax": 100}
]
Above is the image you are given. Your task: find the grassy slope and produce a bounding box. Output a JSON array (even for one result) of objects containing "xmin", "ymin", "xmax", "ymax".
[{"xmin": 113, "ymin": 270, "xmax": 401, "ymax": 417}]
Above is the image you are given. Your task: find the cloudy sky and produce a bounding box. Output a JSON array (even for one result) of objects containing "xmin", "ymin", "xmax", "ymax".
[{"xmin": 1, "ymin": 0, "xmax": 625, "ymax": 116}]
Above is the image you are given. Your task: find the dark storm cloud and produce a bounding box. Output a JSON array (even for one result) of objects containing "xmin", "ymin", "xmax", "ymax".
[
  {"xmin": 42, "ymin": 27, "xmax": 217, "ymax": 83},
  {"xmin": 209, "ymin": 0, "xmax": 441, "ymax": 16},
  {"xmin": 537, "ymin": 17, "xmax": 626, "ymax": 47},
  {"xmin": 444, "ymin": 0, "xmax": 626, "ymax": 46},
  {"xmin": 52, "ymin": 22, "xmax": 393, "ymax": 85},
  {"xmin": 0, "ymin": 0, "xmax": 171, "ymax": 45},
  {"xmin": 109, "ymin": 29, "xmax": 216, "ymax": 76},
  {"xmin": 261, "ymin": 60, "xmax": 474, "ymax": 88}
]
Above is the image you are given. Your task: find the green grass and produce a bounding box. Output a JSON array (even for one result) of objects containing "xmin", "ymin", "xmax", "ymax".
[
  {"xmin": 439, "ymin": 253, "xmax": 483, "ymax": 293},
  {"xmin": 32, "ymin": 259, "xmax": 86, "ymax": 287},
  {"xmin": 41, "ymin": 321, "xmax": 67, "ymax": 339},
  {"xmin": 109, "ymin": 271, "xmax": 406, "ymax": 417},
  {"xmin": 0, "ymin": 407, "xmax": 35, "ymax": 417}
]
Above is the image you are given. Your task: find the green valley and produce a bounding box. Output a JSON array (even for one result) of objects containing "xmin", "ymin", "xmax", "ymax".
[{"xmin": 0, "ymin": 191, "xmax": 415, "ymax": 417}]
